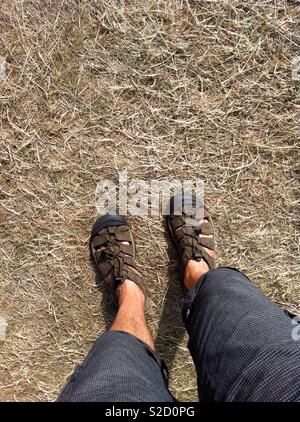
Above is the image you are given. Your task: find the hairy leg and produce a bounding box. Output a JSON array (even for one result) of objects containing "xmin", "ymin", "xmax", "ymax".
[{"xmin": 110, "ymin": 279, "xmax": 155, "ymax": 350}]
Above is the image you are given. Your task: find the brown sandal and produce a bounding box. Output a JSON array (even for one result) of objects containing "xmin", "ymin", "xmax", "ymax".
[
  {"xmin": 167, "ymin": 194, "xmax": 216, "ymax": 285},
  {"xmin": 90, "ymin": 214, "xmax": 146, "ymax": 305}
]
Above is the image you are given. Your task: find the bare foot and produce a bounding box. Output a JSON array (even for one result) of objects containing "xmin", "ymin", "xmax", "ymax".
[{"xmin": 116, "ymin": 279, "xmax": 145, "ymax": 307}]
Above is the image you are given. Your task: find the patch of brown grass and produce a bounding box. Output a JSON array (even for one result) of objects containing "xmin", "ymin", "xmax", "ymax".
[{"xmin": 0, "ymin": 0, "xmax": 299, "ymax": 401}]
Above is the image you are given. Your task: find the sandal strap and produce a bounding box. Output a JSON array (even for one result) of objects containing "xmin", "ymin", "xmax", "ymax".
[
  {"xmin": 167, "ymin": 195, "xmax": 216, "ymax": 284},
  {"xmin": 90, "ymin": 223, "xmax": 146, "ymax": 302}
]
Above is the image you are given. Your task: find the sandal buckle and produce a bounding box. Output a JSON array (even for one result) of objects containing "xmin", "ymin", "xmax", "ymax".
[
  {"xmin": 192, "ymin": 250, "xmax": 202, "ymax": 262},
  {"xmin": 114, "ymin": 276, "xmax": 123, "ymax": 285}
]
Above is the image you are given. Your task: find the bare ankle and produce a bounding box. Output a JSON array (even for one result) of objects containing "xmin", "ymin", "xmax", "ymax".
[
  {"xmin": 184, "ymin": 259, "xmax": 210, "ymax": 289},
  {"xmin": 110, "ymin": 280, "xmax": 154, "ymax": 350},
  {"xmin": 117, "ymin": 279, "xmax": 145, "ymax": 307}
]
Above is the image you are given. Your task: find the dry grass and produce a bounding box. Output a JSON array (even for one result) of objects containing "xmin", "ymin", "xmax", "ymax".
[{"xmin": 0, "ymin": 0, "xmax": 299, "ymax": 402}]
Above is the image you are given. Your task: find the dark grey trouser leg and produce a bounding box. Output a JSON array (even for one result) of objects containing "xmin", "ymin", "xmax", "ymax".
[
  {"xmin": 183, "ymin": 267, "xmax": 300, "ymax": 402},
  {"xmin": 58, "ymin": 331, "xmax": 175, "ymax": 402}
]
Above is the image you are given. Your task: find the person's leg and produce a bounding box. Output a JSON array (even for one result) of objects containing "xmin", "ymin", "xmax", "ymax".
[
  {"xmin": 183, "ymin": 260, "xmax": 300, "ymax": 402},
  {"xmin": 59, "ymin": 214, "xmax": 175, "ymax": 402},
  {"xmin": 167, "ymin": 194, "xmax": 300, "ymax": 402},
  {"xmin": 110, "ymin": 279, "xmax": 155, "ymax": 349},
  {"xmin": 58, "ymin": 279, "xmax": 174, "ymax": 402}
]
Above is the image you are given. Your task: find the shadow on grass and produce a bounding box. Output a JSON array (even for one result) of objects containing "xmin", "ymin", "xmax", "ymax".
[
  {"xmin": 90, "ymin": 253, "xmax": 117, "ymax": 330},
  {"xmin": 155, "ymin": 221, "xmax": 186, "ymax": 371}
]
